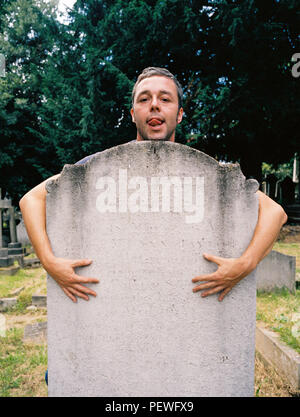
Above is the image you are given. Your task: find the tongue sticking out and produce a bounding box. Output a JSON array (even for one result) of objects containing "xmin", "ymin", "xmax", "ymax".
[{"xmin": 148, "ymin": 118, "xmax": 163, "ymax": 126}]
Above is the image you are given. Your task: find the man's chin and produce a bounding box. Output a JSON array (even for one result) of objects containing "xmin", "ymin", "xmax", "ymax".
[
  {"xmin": 140, "ymin": 135, "xmax": 170, "ymax": 141},
  {"xmin": 147, "ymin": 137, "xmax": 169, "ymax": 141},
  {"xmin": 136, "ymin": 129, "xmax": 173, "ymax": 142}
]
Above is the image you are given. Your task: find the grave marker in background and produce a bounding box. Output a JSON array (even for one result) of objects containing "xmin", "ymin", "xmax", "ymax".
[{"xmin": 256, "ymin": 250, "xmax": 296, "ymax": 293}]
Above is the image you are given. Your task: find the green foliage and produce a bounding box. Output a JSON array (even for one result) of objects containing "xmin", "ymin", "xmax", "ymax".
[
  {"xmin": 0, "ymin": 327, "xmax": 47, "ymax": 396},
  {"xmin": 0, "ymin": 328, "xmax": 24, "ymax": 396},
  {"xmin": 256, "ymin": 288, "xmax": 300, "ymax": 354},
  {"xmin": 0, "ymin": 0, "xmax": 60, "ymax": 203},
  {"xmin": 190, "ymin": 0, "xmax": 299, "ymax": 179},
  {"xmin": 262, "ymin": 159, "xmax": 294, "ymax": 181},
  {"xmin": 0, "ymin": 0, "xmax": 299, "ymax": 200},
  {"xmin": 15, "ymin": 292, "xmax": 32, "ymax": 312}
]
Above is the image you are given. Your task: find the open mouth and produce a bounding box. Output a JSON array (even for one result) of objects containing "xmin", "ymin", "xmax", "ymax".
[{"xmin": 147, "ymin": 118, "xmax": 164, "ymax": 127}]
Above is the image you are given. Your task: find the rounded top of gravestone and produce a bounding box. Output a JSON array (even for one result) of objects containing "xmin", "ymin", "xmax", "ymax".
[{"xmin": 46, "ymin": 141, "xmax": 258, "ymax": 195}]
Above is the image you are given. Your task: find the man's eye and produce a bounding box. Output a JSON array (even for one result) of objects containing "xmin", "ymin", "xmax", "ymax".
[
  {"xmin": 139, "ymin": 97, "xmax": 148, "ymax": 102},
  {"xmin": 161, "ymin": 97, "xmax": 170, "ymax": 102}
]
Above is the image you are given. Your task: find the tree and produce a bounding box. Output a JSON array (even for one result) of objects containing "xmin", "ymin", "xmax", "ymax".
[
  {"xmin": 39, "ymin": 0, "xmax": 212, "ymax": 167},
  {"xmin": 0, "ymin": 0, "xmax": 60, "ymax": 203},
  {"xmin": 52, "ymin": 0, "xmax": 299, "ymax": 181},
  {"xmin": 1, "ymin": 0, "xmax": 299, "ymax": 202},
  {"xmin": 191, "ymin": 0, "xmax": 299, "ymax": 181}
]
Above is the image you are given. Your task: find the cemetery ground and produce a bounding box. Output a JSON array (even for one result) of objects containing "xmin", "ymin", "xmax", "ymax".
[{"xmin": 0, "ymin": 229, "xmax": 299, "ymax": 398}]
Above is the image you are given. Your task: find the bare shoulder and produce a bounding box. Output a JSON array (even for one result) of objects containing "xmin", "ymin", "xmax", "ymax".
[
  {"xmin": 256, "ymin": 190, "xmax": 287, "ymax": 223},
  {"xmin": 20, "ymin": 173, "xmax": 61, "ymax": 204}
]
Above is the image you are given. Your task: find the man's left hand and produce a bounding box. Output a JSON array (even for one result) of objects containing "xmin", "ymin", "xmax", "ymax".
[{"xmin": 192, "ymin": 253, "xmax": 255, "ymax": 301}]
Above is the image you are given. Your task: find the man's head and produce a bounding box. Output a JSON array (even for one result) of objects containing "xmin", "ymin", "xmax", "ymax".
[{"xmin": 130, "ymin": 67, "xmax": 183, "ymax": 142}]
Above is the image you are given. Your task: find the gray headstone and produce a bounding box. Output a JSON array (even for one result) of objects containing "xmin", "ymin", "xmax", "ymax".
[
  {"xmin": 256, "ymin": 250, "xmax": 296, "ymax": 293},
  {"xmin": 0, "ymin": 199, "xmax": 12, "ymax": 209},
  {"xmin": 0, "ymin": 297, "xmax": 17, "ymax": 312},
  {"xmin": 7, "ymin": 242, "xmax": 25, "ymax": 256},
  {"xmin": 46, "ymin": 141, "xmax": 258, "ymax": 397},
  {"xmin": 22, "ymin": 257, "xmax": 41, "ymax": 268},
  {"xmin": 0, "ymin": 247, "xmax": 14, "ymax": 268},
  {"xmin": 23, "ymin": 321, "xmax": 47, "ymax": 341},
  {"xmin": 0, "ymin": 257, "xmax": 14, "ymax": 267},
  {"xmin": 16, "ymin": 219, "xmax": 30, "ymax": 246},
  {"xmin": 32, "ymin": 294, "xmax": 47, "ymax": 307}
]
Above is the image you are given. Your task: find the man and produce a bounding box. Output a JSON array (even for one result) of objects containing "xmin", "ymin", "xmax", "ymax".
[{"xmin": 19, "ymin": 67, "xmax": 287, "ymax": 303}]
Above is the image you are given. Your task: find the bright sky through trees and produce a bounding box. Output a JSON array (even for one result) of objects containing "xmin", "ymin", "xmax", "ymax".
[
  {"xmin": 55, "ymin": 0, "xmax": 75, "ymax": 22},
  {"xmin": 57, "ymin": 0, "xmax": 75, "ymax": 14}
]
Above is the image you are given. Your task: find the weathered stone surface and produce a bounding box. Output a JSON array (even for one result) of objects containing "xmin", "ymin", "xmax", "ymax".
[
  {"xmin": 0, "ymin": 248, "xmax": 8, "ymax": 257},
  {"xmin": 16, "ymin": 219, "xmax": 30, "ymax": 246},
  {"xmin": 17, "ymin": 254, "xmax": 40, "ymax": 269},
  {"xmin": 0, "ymin": 199, "xmax": 12, "ymax": 208},
  {"xmin": 7, "ymin": 245, "xmax": 26, "ymax": 256},
  {"xmin": 0, "ymin": 297, "xmax": 17, "ymax": 312},
  {"xmin": 0, "ymin": 257, "xmax": 14, "ymax": 267},
  {"xmin": 23, "ymin": 321, "xmax": 47, "ymax": 341},
  {"xmin": 0, "ymin": 314, "xmax": 6, "ymax": 337},
  {"xmin": 26, "ymin": 305, "xmax": 37, "ymax": 311},
  {"xmin": 256, "ymin": 324, "xmax": 300, "ymax": 390},
  {"xmin": 0, "ymin": 265, "xmax": 19, "ymax": 276},
  {"xmin": 256, "ymin": 250, "xmax": 296, "ymax": 293},
  {"xmin": 46, "ymin": 141, "xmax": 258, "ymax": 397},
  {"xmin": 8, "ymin": 242, "xmax": 22, "ymax": 249},
  {"xmin": 32, "ymin": 294, "xmax": 47, "ymax": 307},
  {"xmin": 9, "ymin": 286, "xmax": 24, "ymax": 297},
  {"xmin": 23, "ymin": 257, "xmax": 41, "ymax": 268}
]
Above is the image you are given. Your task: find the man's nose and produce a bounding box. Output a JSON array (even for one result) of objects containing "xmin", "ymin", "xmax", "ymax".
[{"xmin": 150, "ymin": 96, "xmax": 160, "ymax": 110}]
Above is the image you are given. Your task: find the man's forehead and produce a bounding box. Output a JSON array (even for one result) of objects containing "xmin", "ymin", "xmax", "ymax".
[{"xmin": 135, "ymin": 76, "xmax": 177, "ymax": 96}]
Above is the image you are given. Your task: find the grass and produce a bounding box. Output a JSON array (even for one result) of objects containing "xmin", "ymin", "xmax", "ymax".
[
  {"xmin": 256, "ymin": 288, "xmax": 300, "ymax": 354},
  {"xmin": 0, "ymin": 265, "xmax": 48, "ymax": 397},
  {"xmin": 0, "ymin": 327, "xmax": 47, "ymax": 397},
  {"xmin": 0, "ymin": 267, "xmax": 47, "ymax": 313},
  {"xmin": 260, "ymin": 241, "xmax": 300, "ymax": 354},
  {"xmin": 254, "ymin": 352, "xmax": 296, "ymax": 397},
  {"xmin": 254, "ymin": 239, "xmax": 300, "ymax": 396}
]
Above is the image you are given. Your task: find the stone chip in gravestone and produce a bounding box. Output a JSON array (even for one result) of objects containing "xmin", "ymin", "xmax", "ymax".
[{"xmin": 46, "ymin": 141, "xmax": 259, "ymax": 397}]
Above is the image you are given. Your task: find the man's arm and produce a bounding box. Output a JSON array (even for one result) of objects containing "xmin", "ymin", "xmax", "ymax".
[
  {"xmin": 19, "ymin": 176, "xmax": 99, "ymax": 303},
  {"xmin": 192, "ymin": 190, "xmax": 288, "ymax": 301}
]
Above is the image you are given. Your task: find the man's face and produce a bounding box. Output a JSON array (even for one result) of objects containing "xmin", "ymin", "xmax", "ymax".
[{"xmin": 131, "ymin": 76, "xmax": 183, "ymax": 142}]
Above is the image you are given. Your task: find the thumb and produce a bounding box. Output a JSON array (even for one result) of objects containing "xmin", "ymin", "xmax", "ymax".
[{"xmin": 71, "ymin": 259, "xmax": 93, "ymax": 268}]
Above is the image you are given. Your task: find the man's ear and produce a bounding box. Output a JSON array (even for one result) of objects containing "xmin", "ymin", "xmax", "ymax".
[
  {"xmin": 130, "ymin": 108, "xmax": 135, "ymax": 123},
  {"xmin": 177, "ymin": 107, "xmax": 183, "ymax": 124}
]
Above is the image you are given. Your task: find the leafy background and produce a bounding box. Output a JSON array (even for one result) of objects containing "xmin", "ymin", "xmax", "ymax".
[{"xmin": 0, "ymin": 0, "xmax": 299, "ymax": 204}]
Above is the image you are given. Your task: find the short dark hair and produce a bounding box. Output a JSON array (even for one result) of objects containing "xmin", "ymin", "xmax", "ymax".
[{"xmin": 131, "ymin": 67, "xmax": 183, "ymax": 109}]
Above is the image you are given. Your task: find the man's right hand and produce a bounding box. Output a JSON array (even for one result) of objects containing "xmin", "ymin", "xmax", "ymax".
[
  {"xmin": 20, "ymin": 175, "xmax": 99, "ymax": 303},
  {"xmin": 45, "ymin": 257, "xmax": 99, "ymax": 303}
]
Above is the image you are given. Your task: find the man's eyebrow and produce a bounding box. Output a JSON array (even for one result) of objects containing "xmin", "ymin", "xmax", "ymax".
[
  {"xmin": 159, "ymin": 90, "xmax": 173, "ymax": 96},
  {"xmin": 136, "ymin": 90, "xmax": 150, "ymax": 97},
  {"xmin": 136, "ymin": 89, "xmax": 173, "ymax": 97}
]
